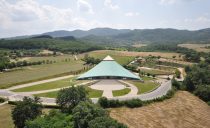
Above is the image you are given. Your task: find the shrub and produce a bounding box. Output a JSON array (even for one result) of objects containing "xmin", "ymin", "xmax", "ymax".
[
  {"xmin": 124, "ymin": 99, "xmax": 143, "ymax": 108},
  {"xmin": 0, "ymin": 97, "xmax": 5, "ymax": 103},
  {"xmin": 98, "ymin": 97, "xmax": 109, "ymax": 108},
  {"xmin": 207, "ymin": 101, "xmax": 210, "ymax": 106},
  {"xmin": 88, "ymin": 117, "xmax": 127, "ymax": 128}
]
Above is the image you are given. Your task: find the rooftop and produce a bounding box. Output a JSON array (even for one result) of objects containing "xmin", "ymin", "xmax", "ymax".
[{"xmin": 77, "ymin": 55, "xmax": 140, "ymax": 80}]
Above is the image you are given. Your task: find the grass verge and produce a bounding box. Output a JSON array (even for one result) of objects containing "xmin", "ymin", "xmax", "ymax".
[
  {"xmin": 34, "ymin": 86, "xmax": 103, "ymax": 98},
  {"xmin": 127, "ymin": 81, "xmax": 159, "ymax": 94},
  {"xmin": 112, "ymin": 88, "xmax": 131, "ymax": 97}
]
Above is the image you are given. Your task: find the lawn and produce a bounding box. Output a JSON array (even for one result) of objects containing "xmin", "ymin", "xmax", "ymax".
[
  {"xmin": 112, "ymin": 88, "xmax": 131, "ymax": 97},
  {"xmin": 34, "ymin": 85, "xmax": 103, "ymax": 98},
  {"xmin": 0, "ymin": 57, "xmax": 85, "ymax": 89},
  {"xmin": 12, "ymin": 77, "xmax": 79, "ymax": 92},
  {"xmin": 126, "ymin": 80, "xmax": 159, "ymax": 94},
  {"xmin": 0, "ymin": 104, "xmax": 14, "ymax": 128}
]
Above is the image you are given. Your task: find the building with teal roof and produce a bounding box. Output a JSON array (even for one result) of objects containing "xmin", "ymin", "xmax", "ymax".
[{"xmin": 77, "ymin": 55, "xmax": 141, "ymax": 80}]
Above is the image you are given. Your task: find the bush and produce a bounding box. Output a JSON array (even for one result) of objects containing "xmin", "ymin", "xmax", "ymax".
[
  {"xmin": 194, "ymin": 85, "xmax": 210, "ymax": 102},
  {"xmin": 98, "ymin": 88, "xmax": 176, "ymax": 108},
  {"xmin": 26, "ymin": 110, "xmax": 74, "ymax": 128},
  {"xmin": 124, "ymin": 99, "xmax": 143, "ymax": 108},
  {"xmin": 98, "ymin": 97, "xmax": 109, "ymax": 108},
  {"xmin": 0, "ymin": 97, "xmax": 5, "ymax": 103},
  {"xmin": 88, "ymin": 117, "xmax": 127, "ymax": 128},
  {"xmin": 172, "ymin": 78, "xmax": 181, "ymax": 90},
  {"xmin": 207, "ymin": 101, "xmax": 210, "ymax": 106}
]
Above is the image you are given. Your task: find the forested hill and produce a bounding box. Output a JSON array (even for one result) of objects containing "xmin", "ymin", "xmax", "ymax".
[{"xmin": 0, "ymin": 38, "xmax": 103, "ymax": 53}]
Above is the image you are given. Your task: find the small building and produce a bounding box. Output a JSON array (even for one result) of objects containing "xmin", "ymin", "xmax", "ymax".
[{"xmin": 77, "ymin": 55, "xmax": 141, "ymax": 80}]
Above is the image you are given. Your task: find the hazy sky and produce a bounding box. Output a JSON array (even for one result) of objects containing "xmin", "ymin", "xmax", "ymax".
[{"xmin": 0, "ymin": 0, "xmax": 210, "ymax": 38}]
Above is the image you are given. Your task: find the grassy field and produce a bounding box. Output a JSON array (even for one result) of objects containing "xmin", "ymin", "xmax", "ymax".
[
  {"xmin": 12, "ymin": 77, "xmax": 80, "ymax": 92},
  {"xmin": 112, "ymin": 88, "xmax": 131, "ymax": 97},
  {"xmin": 90, "ymin": 50, "xmax": 182, "ymax": 60},
  {"xmin": 139, "ymin": 67, "xmax": 173, "ymax": 75},
  {"xmin": 178, "ymin": 43, "xmax": 210, "ymax": 53},
  {"xmin": 127, "ymin": 80, "xmax": 159, "ymax": 94},
  {"xmin": 34, "ymin": 85, "xmax": 103, "ymax": 98},
  {"xmin": 110, "ymin": 91, "xmax": 210, "ymax": 128},
  {"xmin": 0, "ymin": 104, "xmax": 14, "ymax": 128},
  {"xmin": 88, "ymin": 50, "xmax": 135, "ymax": 65},
  {"xmin": 132, "ymin": 44, "xmax": 147, "ymax": 48},
  {"xmin": 0, "ymin": 56, "xmax": 85, "ymax": 89}
]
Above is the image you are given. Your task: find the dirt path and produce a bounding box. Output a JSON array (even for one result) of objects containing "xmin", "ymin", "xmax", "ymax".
[{"xmin": 110, "ymin": 91, "xmax": 210, "ymax": 128}]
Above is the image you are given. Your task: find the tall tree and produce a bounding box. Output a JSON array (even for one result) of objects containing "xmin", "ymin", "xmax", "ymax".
[
  {"xmin": 12, "ymin": 97, "xmax": 42, "ymax": 128},
  {"xmin": 56, "ymin": 86, "xmax": 88, "ymax": 113}
]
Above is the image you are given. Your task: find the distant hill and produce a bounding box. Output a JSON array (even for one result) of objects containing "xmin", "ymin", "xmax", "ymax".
[
  {"xmin": 3, "ymin": 27, "xmax": 210, "ymax": 45},
  {"xmin": 43, "ymin": 28, "xmax": 131, "ymax": 38}
]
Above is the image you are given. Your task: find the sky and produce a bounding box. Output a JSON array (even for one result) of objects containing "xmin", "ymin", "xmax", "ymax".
[{"xmin": 0, "ymin": 0, "xmax": 210, "ymax": 38}]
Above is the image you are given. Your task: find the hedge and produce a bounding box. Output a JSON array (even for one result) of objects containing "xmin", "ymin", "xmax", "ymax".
[{"xmin": 98, "ymin": 88, "xmax": 176, "ymax": 108}]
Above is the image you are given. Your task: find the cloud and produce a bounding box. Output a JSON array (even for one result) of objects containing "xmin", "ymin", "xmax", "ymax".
[
  {"xmin": 104, "ymin": 0, "xmax": 119, "ymax": 10},
  {"xmin": 125, "ymin": 12, "xmax": 139, "ymax": 17},
  {"xmin": 159, "ymin": 0, "xmax": 198, "ymax": 5},
  {"xmin": 77, "ymin": 0, "xmax": 94, "ymax": 14}
]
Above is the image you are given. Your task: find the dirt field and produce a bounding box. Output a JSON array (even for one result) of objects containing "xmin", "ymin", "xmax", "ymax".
[
  {"xmin": 178, "ymin": 44, "xmax": 210, "ymax": 53},
  {"xmin": 90, "ymin": 50, "xmax": 182, "ymax": 59},
  {"xmin": 0, "ymin": 104, "xmax": 14, "ymax": 128},
  {"xmin": 110, "ymin": 91, "xmax": 210, "ymax": 128}
]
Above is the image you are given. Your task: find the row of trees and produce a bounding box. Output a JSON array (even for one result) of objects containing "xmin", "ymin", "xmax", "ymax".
[
  {"xmin": 82, "ymin": 54, "xmax": 101, "ymax": 65},
  {"xmin": 12, "ymin": 86, "xmax": 127, "ymax": 128}
]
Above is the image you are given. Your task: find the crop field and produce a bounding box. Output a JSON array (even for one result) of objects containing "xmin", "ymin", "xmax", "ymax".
[
  {"xmin": 34, "ymin": 85, "xmax": 103, "ymax": 98},
  {"xmin": 0, "ymin": 58, "xmax": 85, "ymax": 89},
  {"xmin": 12, "ymin": 77, "xmax": 80, "ymax": 92},
  {"xmin": 178, "ymin": 43, "xmax": 210, "ymax": 53},
  {"xmin": 110, "ymin": 91, "xmax": 210, "ymax": 128},
  {"xmin": 126, "ymin": 80, "xmax": 159, "ymax": 94},
  {"xmin": 89, "ymin": 50, "xmax": 182, "ymax": 60}
]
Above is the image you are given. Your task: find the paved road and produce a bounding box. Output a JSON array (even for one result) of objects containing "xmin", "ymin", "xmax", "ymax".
[{"xmin": 7, "ymin": 75, "xmax": 75, "ymax": 91}]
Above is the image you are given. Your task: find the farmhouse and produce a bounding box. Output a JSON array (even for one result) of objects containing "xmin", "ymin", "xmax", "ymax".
[{"xmin": 77, "ymin": 55, "xmax": 140, "ymax": 80}]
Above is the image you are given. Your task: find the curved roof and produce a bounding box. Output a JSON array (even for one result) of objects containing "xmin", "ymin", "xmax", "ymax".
[{"xmin": 77, "ymin": 56, "xmax": 140, "ymax": 80}]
